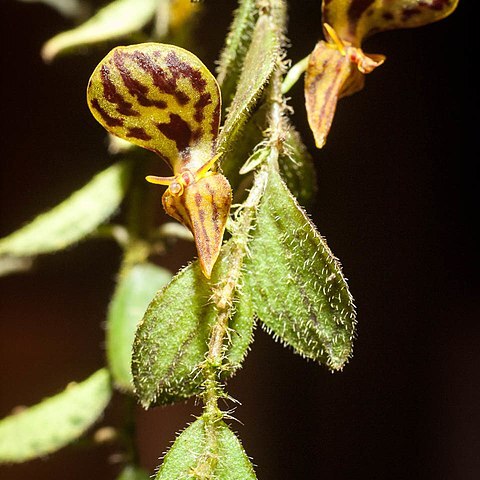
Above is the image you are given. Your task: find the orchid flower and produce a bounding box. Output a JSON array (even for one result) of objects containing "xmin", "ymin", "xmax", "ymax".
[{"xmin": 305, "ymin": 0, "xmax": 459, "ymax": 148}]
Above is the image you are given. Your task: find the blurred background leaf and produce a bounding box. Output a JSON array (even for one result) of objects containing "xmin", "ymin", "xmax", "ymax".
[
  {"xmin": 106, "ymin": 262, "xmax": 172, "ymax": 392},
  {"xmin": 41, "ymin": 0, "xmax": 158, "ymax": 62},
  {"xmin": 18, "ymin": 0, "xmax": 88, "ymax": 19},
  {"xmin": 0, "ymin": 369, "xmax": 112, "ymax": 463},
  {"xmin": 0, "ymin": 160, "xmax": 132, "ymax": 266}
]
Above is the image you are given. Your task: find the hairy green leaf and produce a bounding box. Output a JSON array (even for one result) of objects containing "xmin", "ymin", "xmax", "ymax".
[
  {"xmin": 216, "ymin": 0, "xmax": 257, "ymax": 109},
  {"xmin": 0, "ymin": 369, "xmax": 112, "ymax": 463},
  {"xmin": 214, "ymin": 422, "xmax": 257, "ymax": 480},
  {"xmin": 107, "ymin": 263, "xmax": 172, "ymax": 392},
  {"xmin": 0, "ymin": 161, "xmax": 131, "ymax": 258},
  {"xmin": 155, "ymin": 418, "xmax": 256, "ymax": 480},
  {"xmin": 279, "ymin": 127, "xmax": 317, "ymax": 206},
  {"xmin": 117, "ymin": 464, "xmax": 151, "ymax": 480},
  {"xmin": 132, "ymin": 242, "xmax": 255, "ymax": 407},
  {"xmin": 245, "ymin": 168, "xmax": 356, "ymax": 370},
  {"xmin": 218, "ymin": 13, "xmax": 279, "ymax": 152},
  {"xmin": 221, "ymin": 105, "xmax": 267, "ymax": 195},
  {"xmin": 41, "ymin": 0, "xmax": 157, "ymax": 62},
  {"xmin": 222, "ymin": 114, "xmax": 316, "ymax": 206}
]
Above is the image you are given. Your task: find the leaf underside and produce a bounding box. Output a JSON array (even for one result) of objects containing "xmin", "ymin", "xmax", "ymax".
[{"xmin": 216, "ymin": 0, "xmax": 257, "ymax": 110}]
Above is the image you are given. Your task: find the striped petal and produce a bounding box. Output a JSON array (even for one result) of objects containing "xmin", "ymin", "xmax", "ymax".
[
  {"xmin": 87, "ymin": 43, "xmax": 221, "ymax": 174},
  {"xmin": 322, "ymin": 0, "xmax": 459, "ymax": 46},
  {"xmin": 162, "ymin": 173, "xmax": 232, "ymax": 278}
]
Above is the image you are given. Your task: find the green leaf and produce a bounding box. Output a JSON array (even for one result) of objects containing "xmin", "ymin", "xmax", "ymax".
[
  {"xmin": 221, "ymin": 105, "xmax": 267, "ymax": 194},
  {"xmin": 0, "ymin": 369, "xmax": 112, "ymax": 463},
  {"xmin": 155, "ymin": 418, "xmax": 256, "ymax": 480},
  {"xmin": 41, "ymin": 0, "xmax": 157, "ymax": 62},
  {"xmin": 218, "ymin": 13, "xmax": 279, "ymax": 152},
  {"xmin": 117, "ymin": 464, "xmax": 151, "ymax": 480},
  {"xmin": 245, "ymin": 167, "xmax": 356, "ymax": 370},
  {"xmin": 222, "ymin": 115, "xmax": 316, "ymax": 207},
  {"xmin": 0, "ymin": 161, "xmax": 131, "ymax": 258},
  {"xmin": 278, "ymin": 127, "xmax": 317, "ymax": 206},
  {"xmin": 239, "ymin": 148, "xmax": 270, "ymax": 176},
  {"xmin": 107, "ymin": 263, "xmax": 172, "ymax": 392},
  {"xmin": 132, "ymin": 242, "xmax": 255, "ymax": 407},
  {"xmin": 214, "ymin": 422, "xmax": 257, "ymax": 480},
  {"xmin": 216, "ymin": 0, "xmax": 257, "ymax": 109}
]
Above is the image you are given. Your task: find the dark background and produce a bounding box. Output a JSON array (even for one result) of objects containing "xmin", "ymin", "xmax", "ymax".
[{"xmin": 0, "ymin": 1, "xmax": 477, "ymax": 479}]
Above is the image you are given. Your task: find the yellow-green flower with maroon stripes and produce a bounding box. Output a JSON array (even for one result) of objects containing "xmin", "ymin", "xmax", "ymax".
[
  {"xmin": 305, "ymin": 0, "xmax": 459, "ymax": 148},
  {"xmin": 87, "ymin": 43, "xmax": 231, "ymax": 278}
]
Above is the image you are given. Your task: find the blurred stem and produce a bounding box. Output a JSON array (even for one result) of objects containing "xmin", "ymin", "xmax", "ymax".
[
  {"xmin": 120, "ymin": 395, "xmax": 139, "ymax": 466},
  {"xmin": 125, "ymin": 160, "xmax": 154, "ymax": 240},
  {"xmin": 119, "ymin": 159, "xmax": 159, "ymax": 277},
  {"xmin": 114, "ymin": 159, "xmax": 158, "ymax": 467}
]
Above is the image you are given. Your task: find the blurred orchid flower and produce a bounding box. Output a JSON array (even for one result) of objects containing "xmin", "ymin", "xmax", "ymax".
[{"xmin": 305, "ymin": 0, "xmax": 459, "ymax": 148}]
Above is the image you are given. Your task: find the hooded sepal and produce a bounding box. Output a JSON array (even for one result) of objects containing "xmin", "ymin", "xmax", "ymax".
[
  {"xmin": 305, "ymin": 26, "xmax": 384, "ymax": 148},
  {"xmin": 306, "ymin": 1, "xmax": 458, "ymax": 148},
  {"xmin": 162, "ymin": 172, "xmax": 232, "ymax": 278}
]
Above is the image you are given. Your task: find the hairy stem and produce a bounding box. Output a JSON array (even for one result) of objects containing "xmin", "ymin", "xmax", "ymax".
[
  {"xmin": 194, "ymin": 171, "xmax": 266, "ymax": 478},
  {"xmin": 192, "ymin": 1, "xmax": 288, "ymax": 477},
  {"xmin": 193, "ymin": 65, "xmax": 286, "ymax": 479}
]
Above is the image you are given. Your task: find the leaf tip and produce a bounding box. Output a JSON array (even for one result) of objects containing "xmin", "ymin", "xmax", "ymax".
[{"xmin": 40, "ymin": 41, "xmax": 56, "ymax": 64}]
